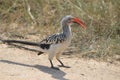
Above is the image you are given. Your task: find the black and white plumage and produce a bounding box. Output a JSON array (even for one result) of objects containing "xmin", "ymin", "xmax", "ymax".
[
  {"xmin": 0, "ymin": 15, "xmax": 86, "ymax": 70},
  {"xmin": 40, "ymin": 33, "xmax": 67, "ymax": 46}
]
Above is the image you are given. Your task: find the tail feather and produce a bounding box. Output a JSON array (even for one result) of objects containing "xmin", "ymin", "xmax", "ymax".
[
  {"xmin": 1, "ymin": 39, "xmax": 40, "ymax": 47},
  {"xmin": 0, "ymin": 39, "xmax": 47, "ymax": 53}
]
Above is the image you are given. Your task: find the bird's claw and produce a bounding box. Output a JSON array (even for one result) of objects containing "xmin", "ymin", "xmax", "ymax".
[
  {"xmin": 51, "ymin": 66, "xmax": 60, "ymax": 70},
  {"xmin": 58, "ymin": 65, "xmax": 71, "ymax": 68}
]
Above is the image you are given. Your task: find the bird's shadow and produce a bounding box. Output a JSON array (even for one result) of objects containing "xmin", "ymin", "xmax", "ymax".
[
  {"xmin": 7, "ymin": 43, "xmax": 42, "ymax": 53},
  {"xmin": 0, "ymin": 60, "xmax": 68, "ymax": 80},
  {"xmin": 6, "ymin": 43, "xmax": 44, "ymax": 55}
]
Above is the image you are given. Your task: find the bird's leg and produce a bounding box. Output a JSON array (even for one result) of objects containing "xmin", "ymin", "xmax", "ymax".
[
  {"xmin": 49, "ymin": 59, "xmax": 60, "ymax": 70},
  {"xmin": 57, "ymin": 59, "xmax": 70, "ymax": 68},
  {"xmin": 56, "ymin": 53, "xmax": 70, "ymax": 68},
  {"xmin": 49, "ymin": 59, "xmax": 54, "ymax": 68},
  {"xmin": 57, "ymin": 59, "xmax": 64, "ymax": 66},
  {"xmin": 48, "ymin": 52, "xmax": 60, "ymax": 70}
]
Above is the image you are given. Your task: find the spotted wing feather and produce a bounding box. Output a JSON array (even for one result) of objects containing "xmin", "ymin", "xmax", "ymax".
[{"xmin": 39, "ymin": 33, "xmax": 66, "ymax": 49}]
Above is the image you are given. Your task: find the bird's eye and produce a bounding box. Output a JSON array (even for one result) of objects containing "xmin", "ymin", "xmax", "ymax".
[{"xmin": 67, "ymin": 18, "xmax": 72, "ymax": 23}]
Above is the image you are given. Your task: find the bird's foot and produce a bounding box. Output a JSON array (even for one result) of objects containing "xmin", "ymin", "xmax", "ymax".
[
  {"xmin": 58, "ymin": 65, "xmax": 71, "ymax": 68},
  {"xmin": 51, "ymin": 66, "xmax": 60, "ymax": 70}
]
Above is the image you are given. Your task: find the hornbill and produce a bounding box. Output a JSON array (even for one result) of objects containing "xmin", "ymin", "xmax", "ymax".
[{"xmin": 0, "ymin": 15, "xmax": 87, "ymax": 70}]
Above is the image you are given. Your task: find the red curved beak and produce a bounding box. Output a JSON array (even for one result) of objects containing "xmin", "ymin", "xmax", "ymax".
[{"xmin": 72, "ymin": 18, "xmax": 87, "ymax": 29}]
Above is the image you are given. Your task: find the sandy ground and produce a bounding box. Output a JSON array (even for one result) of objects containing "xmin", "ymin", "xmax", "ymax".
[{"xmin": 0, "ymin": 44, "xmax": 120, "ymax": 80}]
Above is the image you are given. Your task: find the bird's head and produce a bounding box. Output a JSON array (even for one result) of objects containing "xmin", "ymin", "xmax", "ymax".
[{"xmin": 61, "ymin": 15, "xmax": 86, "ymax": 29}]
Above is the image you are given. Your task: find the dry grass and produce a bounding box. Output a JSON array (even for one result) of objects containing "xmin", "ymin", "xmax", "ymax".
[{"xmin": 0, "ymin": 0, "xmax": 120, "ymax": 62}]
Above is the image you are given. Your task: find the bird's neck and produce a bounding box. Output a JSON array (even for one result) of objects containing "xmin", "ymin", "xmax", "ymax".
[{"xmin": 62, "ymin": 24, "xmax": 72, "ymax": 38}]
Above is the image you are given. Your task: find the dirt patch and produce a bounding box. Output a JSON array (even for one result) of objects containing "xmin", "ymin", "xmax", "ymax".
[{"xmin": 0, "ymin": 44, "xmax": 120, "ymax": 80}]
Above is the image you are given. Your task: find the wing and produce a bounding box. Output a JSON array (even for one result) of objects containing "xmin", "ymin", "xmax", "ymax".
[
  {"xmin": 38, "ymin": 33, "xmax": 66, "ymax": 50},
  {"xmin": 40, "ymin": 33, "xmax": 67, "ymax": 44}
]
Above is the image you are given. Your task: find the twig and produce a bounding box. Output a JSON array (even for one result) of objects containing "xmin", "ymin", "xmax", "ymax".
[{"xmin": 23, "ymin": 0, "xmax": 36, "ymax": 24}]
